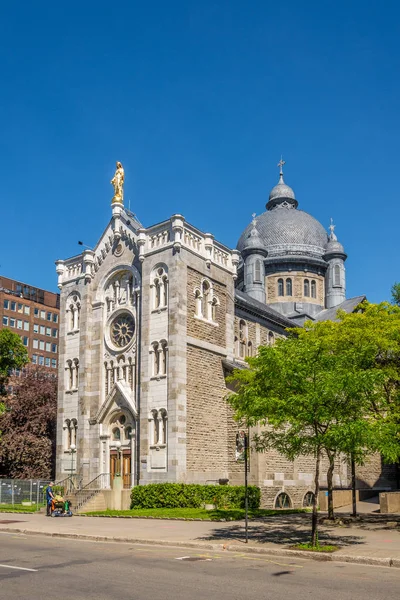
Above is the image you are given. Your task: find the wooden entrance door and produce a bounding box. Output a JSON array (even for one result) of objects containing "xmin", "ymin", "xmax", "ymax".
[{"xmin": 123, "ymin": 454, "xmax": 132, "ymax": 488}]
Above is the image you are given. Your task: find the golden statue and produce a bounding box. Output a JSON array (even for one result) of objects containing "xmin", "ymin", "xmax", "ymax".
[{"xmin": 111, "ymin": 161, "xmax": 125, "ymax": 204}]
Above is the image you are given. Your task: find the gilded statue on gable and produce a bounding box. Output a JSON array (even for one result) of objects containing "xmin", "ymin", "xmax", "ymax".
[{"xmin": 111, "ymin": 161, "xmax": 125, "ymax": 204}]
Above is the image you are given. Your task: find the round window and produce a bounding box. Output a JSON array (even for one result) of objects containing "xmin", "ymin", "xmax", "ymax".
[{"xmin": 110, "ymin": 313, "xmax": 135, "ymax": 348}]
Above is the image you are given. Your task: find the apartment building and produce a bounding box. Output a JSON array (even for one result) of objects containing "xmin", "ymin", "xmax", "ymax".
[{"xmin": 0, "ymin": 276, "xmax": 60, "ymax": 371}]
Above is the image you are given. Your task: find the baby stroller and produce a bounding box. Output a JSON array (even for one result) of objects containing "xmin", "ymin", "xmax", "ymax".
[{"xmin": 51, "ymin": 495, "xmax": 73, "ymax": 517}]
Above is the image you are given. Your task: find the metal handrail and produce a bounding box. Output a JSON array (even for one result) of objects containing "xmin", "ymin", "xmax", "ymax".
[{"xmin": 81, "ymin": 473, "xmax": 110, "ymax": 490}]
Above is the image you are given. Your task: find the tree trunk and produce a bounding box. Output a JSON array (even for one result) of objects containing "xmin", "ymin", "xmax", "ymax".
[
  {"xmin": 351, "ymin": 455, "xmax": 357, "ymax": 517},
  {"xmin": 326, "ymin": 452, "xmax": 335, "ymax": 520},
  {"xmin": 311, "ymin": 449, "xmax": 321, "ymax": 547}
]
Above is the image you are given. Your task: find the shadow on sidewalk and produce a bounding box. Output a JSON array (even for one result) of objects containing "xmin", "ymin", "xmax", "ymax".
[{"xmin": 196, "ymin": 515, "xmax": 365, "ymax": 547}]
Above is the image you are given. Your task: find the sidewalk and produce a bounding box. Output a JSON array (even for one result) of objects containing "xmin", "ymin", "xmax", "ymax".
[{"xmin": 0, "ymin": 511, "xmax": 399, "ymax": 568}]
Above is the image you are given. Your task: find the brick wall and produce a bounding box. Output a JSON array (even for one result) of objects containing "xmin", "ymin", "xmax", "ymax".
[{"xmin": 187, "ymin": 268, "xmax": 226, "ymax": 347}]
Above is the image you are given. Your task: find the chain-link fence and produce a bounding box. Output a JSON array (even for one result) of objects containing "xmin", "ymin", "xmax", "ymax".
[{"xmin": 0, "ymin": 479, "xmax": 51, "ymax": 507}]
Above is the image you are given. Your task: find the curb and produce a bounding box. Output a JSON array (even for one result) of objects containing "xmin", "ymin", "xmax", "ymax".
[{"xmin": 0, "ymin": 527, "xmax": 398, "ymax": 568}]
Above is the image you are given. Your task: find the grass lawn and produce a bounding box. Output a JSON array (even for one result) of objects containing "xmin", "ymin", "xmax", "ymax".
[
  {"xmin": 83, "ymin": 507, "xmax": 309, "ymax": 520},
  {"xmin": 292, "ymin": 542, "xmax": 339, "ymax": 553},
  {"xmin": 0, "ymin": 503, "xmax": 41, "ymax": 513}
]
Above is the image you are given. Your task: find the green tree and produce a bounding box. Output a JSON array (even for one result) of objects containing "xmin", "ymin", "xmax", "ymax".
[
  {"xmin": 228, "ymin": 303, "xmax": 400, "ymax": 546},
  {"xmin": 391, "ymin": 282, "xmax": 400, "ymax": 307},
  {"xmin": 0, "ymin": 329, "xmax": 29, "ymax": 396}
]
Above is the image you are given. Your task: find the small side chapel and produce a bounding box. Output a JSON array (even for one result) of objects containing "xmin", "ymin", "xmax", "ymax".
[{"xmin": 55, "ymin": 161, "xmax": 391, "ymax": 508}]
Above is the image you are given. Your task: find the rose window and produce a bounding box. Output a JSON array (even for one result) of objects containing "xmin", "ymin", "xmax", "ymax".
[{"xmin": 110, "ymin": 313, "xmax": 135, "ymax": 348}]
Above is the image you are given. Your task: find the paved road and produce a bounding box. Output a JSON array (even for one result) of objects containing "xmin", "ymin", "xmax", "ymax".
[{"xmin": 0, "ymin": 532, "xmax": 399, "ymax": 600}]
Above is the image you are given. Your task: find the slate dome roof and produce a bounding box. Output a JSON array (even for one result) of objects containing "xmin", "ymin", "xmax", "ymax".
[{"xmin": 237, "ymin": 207, "xmax": 329, "ymax": 253}]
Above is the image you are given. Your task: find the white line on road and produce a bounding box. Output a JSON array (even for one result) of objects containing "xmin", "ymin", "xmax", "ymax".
[{"xmin": 0, "ymin": 564, "xmax": 38, "ymax": 572}]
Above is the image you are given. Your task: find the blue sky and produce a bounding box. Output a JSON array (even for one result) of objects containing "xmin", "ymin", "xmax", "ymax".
[{"xmin": 1, "ymin": 1, "xmax": 399, "ymax": 302}]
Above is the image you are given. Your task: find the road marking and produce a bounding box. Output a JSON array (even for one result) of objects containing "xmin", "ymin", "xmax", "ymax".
[{"xmin": 0, "ymin": 564, "xmax": 38, "ymax": 572}]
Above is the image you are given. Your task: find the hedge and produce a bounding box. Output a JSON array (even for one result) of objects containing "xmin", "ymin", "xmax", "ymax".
[{"xmin": 130, "ymin": 483, "xmax": 261, "ymax": 510}]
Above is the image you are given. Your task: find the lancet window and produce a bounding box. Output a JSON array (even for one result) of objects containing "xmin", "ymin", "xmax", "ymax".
[
  {"xmin": 66, "ymin": 293, "xmax": 81, "ymax": 332},
  {"xmin": 66, "ymin": 358, "xmax": 79, "ymax": 391},
  {"xmin": 277, "ymin": 279, "xmax": 284, "ymax": 296},
  {"xmin": 63, "ymin": 418, "xmax": 78, "ymax": 450},
  {"xmin": 150, "ymin": 340, "xmax": 168, "ymax": 377},
  {"xmin": 151, "ymin": 265, "xmax": 168, "ymax": 310},
  {"xmin": 311, "ymin": 280, "xmax": 317, "ymax": 299},
  {"xmin": 334, "ymin": 265, "xmax": 341, "ymax": 286},
  {"xmin": 304, "ymin": 279, "xmax": 310, "ymax": 297},
  {"xmin": 286, "ymin": 278, "xmax": 292, "ymax": 296},
  {"xmin": 149, "ymin": 409, "xmax": 168, "ymax": 446},
  {"xmin": 254, "ymin": 260, "xmax": 262, "ymax": 283},
  {"xmin": 194, "ymin": 278, "xmax": 219, "ymax": 322},
  {"xmin": 104, "ymin": 355, "xmax": 135, "ymax": 396}
]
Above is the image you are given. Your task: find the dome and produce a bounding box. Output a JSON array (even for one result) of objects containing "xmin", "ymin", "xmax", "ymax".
[
  {"xmin": 269, "ymin": 177, "xmax": 296, "ymax": 203},
  {"xmin": 237, "ymin": 207, "xmax": 328, "ymax": 254},
  {"xmin": 241, "ymin": 217, "xmax": 267, "ymax": 255}
]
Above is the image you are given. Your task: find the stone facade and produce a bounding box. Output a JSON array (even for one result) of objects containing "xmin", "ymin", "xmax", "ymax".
[{"xmin": 54, "ymin": 167, "xmax": 395, "ymax": 509}]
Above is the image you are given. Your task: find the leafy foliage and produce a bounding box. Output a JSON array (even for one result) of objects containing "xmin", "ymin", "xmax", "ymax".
[
  {"xmin": 391, "ymin": 282, "xmax": 400, "ymax": 307},
  {"xmin": 130, "ymin": 483, "xmax": 261, "ymax": 510},
  {"xmin": 0, "ymin": 366, "xmax": 57, "ymax": 478},
  {"xmin": 0, "ymin": 329, "xmax": 29, "ymax": 396},
  {"xmin": 227, "ymin": 301, "xmax": 400, "ymax": 543}
]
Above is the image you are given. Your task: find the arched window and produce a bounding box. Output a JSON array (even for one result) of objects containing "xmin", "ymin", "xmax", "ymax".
[
  {"xmin": 66, "ymin": 360, "xmax": 73, "ymax": 391},
  {"xmin": 254, "ymin": 260, "xmax": 261, "ymax": 283},
  {"xmin": 151, "ymin": 340, "xmax": 168, "ymax": 377},
  {"xmin": 239, "ymin": 320, "xmax": 247, "ymax": 359},
  {"xmin": 247, "ymin": 341, "xmax": 253, "ymax": 357},
  {"xmin": 304, "ymin": 279, "xmax": 310, "ymax": 297},
  {"xmin": 151, "ymin": 266, "xmax": 168, "ymax": 310},
  {"xmin": 268, "ymin": 331, "xmax": 275, "ymax": 345},
  {"xmin": 286, "ymin": 278, "xmax": 292, "ymax": 296},
  {"xmin": 303, "ymin": 491, "xmax": 315, "ymax": 507},
  {"xmin": 194, "ymin": 279, "xmax": 219, "ymax": 322},
  {"xmin": 64, "ymin": 419, "xmax": 71, "ymax": 450},
  {"xmin": 277, "ymin": 279, "xmax": 284, "ymax": 296},
  {"xmin": 275, "ymin": 492, "xmax": 292, "ymax": 509},
  {"xmin": 125, "ymin": 426, "xmax": 132, "ymax": 440},
  {"xmin": 66, "ymin": 293, "xmax": 81, "ymax": 332},
  {"xmin": 334, "ymin": 265, "xmax": 341, "ymax": 286},
  {"xmin": 160, "ymin": 409, "xmax": 168, "ymax": 445},
  {"xmin": 311, "ymin": 280, "xmax": 316, "ymax": 299},
  {"xmin": 112, "ymin": 427, "xmax": 121, "ymax": 441},
  {"xmin": 201, "ymin": 280, "xmax": 210, "ymax": 319}
]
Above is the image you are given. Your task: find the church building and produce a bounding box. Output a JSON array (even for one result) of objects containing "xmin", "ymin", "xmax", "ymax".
[{"xmin": 55, "ymin": 161, "xmax": 388, "ymax": 508}]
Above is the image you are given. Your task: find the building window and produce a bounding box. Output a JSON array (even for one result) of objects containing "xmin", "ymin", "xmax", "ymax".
[
  {"xmin": 32, "ymin": 354, "xmax": 37, "ymax": 364},
  {"xmin": 38, "ymin": 356, "xmax": 44, "ymax": 366},
  {"xmin": 254, "ymin": 259, "xmax": 262, "ymax": 283},
  {"xmin": 334, "ymin": 265, "xmax": 341, "ymax": 286},
  {"xmin": 23, "ymin": 337, "xmax": 28, "ymax": 347},
  {"xmin": 11, "ymin": 301, "xmax": 16, "ymax": 311},
  {"xmin": 303, "ymin": 491, "xmax": 315, "ymax": 507},
  {"xmin": 51, "ymin": 358, "xmax": 57, "ymax": 368},
  {"xmin": 24, "ymin": 321, "xmax": 29, "ymax": 331},
  {"xmin": 151, "ymin": 266, "xmax": 168, "ymax": 310},
  {"xmin": 17, "ymin": 303, "xmax": 23, "ymax": 313},
  {"xmin": 9, "ymin": 318, "xmax": 15, "ymax": 327},
  {"xmin": 45, "ymin": 327, "xmax": 51, "ymax": 336},
  {"xmin": 45, "ymin": 357, "xmax": 50, "ymax": 367},
  {"xmin": 66, "ymin": 359, "xmax": 79, "ymax": 390},
  {"xmin": 304, "ymin": 279, "xmax": 310, "ymax": 297},
  {"xmin": 33, "ymin": 324, "xmax": 39, "ymax": 333},
  {"xmin": 275, "ymin": 492, "xmax": 292, "ymax": 509},
  {"xmin": 47, "ymin": 312, "xmax": 52, "ymax": 321},
  {"xmin": 40, "ymin": 325, "xmax": 45, "ymax": 335},
  {"xmin": 149, "ymin": 409, "xmax": 168, "ymax": 446},
  {"xmin": 247, "ymin": 341, "xmax": 253, "ymax": 357},
  {"xmin": 52, "ymin": 328, "xmax": 58, "ymax": 338},
  {"xmin": 285, "ymin": 278, "xmax": 292, "ymax": 296},
  {"xmin": 33, "ymin": 339, "xmax": 39, "ymax": 349},
  {"xmin": 151, "ymin": 340, "xmax": 168, "ymax": 377},
  {"xmin": 16, "ymin": 319, "xmax": 22, "ymax": 329},
  {"xmin": 34, "ymin": 308, "xmax": 39, "ymax": 317},
  {"xmin": 194, "ymin": 278, "xmax": 219, "ymax": 322},
  {"xmin": 277, "ymin": 279, "xmax": 284, "ymax": 296},
  {"xmin": 24, "ymin": 306, "xmax": 30, "ymax": 315},
  {"xmin": 39, "ymin": 341, "xmax": 45, "ymax": 350},
  {"xmin": 3, "ymin": 300, "xmax": 9, "ymax": 309},
  {"xmin": 2, "ymin": 316, "xmax": 8, "ymax": 326},
  {"xmin": 268, "ymin": 331, "xmax": 275, "ymax": 345},
  {"xmin": 46, "ymin": 342, "xmax": 51, "ymax": 352},
  {"xmin": 52, "ymin": 343, "xmax": 57, "ymax": 353},
  {"xmin": 53, "ymin": 314, "xmax": 58, "ymax": 323},
  {"xmin": 311, "ymin": 280, "xmax": 317, "ymax": 299}
]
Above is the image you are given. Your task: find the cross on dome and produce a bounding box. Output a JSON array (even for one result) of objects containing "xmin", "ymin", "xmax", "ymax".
[{"xmin": 277, "ymin": 156, "xmax": 286, "ymax": 176}]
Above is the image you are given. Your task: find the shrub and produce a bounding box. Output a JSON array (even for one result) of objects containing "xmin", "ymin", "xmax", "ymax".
[{"xmin": 130, "ymin": 483, "xmax": 261, "ymax": 510}]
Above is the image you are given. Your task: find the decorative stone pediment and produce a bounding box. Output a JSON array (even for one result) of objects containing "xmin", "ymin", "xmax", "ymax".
[{"xmin": 93, "ymin": 380, "xmax": 137, "ymax": 424}]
